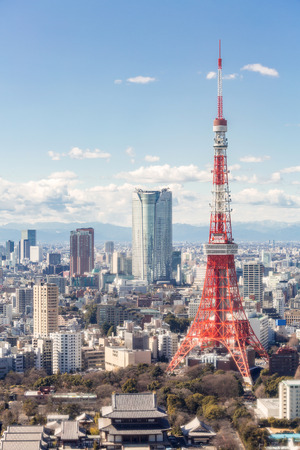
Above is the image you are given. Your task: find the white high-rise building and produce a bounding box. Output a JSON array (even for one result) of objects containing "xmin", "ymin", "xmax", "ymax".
[
  {"xmin": 132, "ymin": 189, "xmax": 172, "ymax": 283},
  {"xmin": 30, "ymin": 246, "xmax": 43, "ymax": 263},
  {"xmin": 158, "ymin": 332, "xmax": 178, "ymax": 361},
  {"xmin": 33, "ymin": 283, "xmax": 58, "ymax": 337},
  {"xmin": 51, "ymin": 331, "xmax": 82, "ymax": 374},
  {"xmin": 243, "ymin": 261, "xmax": 264, "ymax": 303},
  {"xmin": 279, "ymin": 380, "xmax": 300, "ymax": 419}
]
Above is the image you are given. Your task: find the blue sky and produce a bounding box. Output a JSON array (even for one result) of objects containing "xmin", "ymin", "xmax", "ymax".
[{"xmin": 0, "ymin": 0, "xmax": 299, "ymax": 226}]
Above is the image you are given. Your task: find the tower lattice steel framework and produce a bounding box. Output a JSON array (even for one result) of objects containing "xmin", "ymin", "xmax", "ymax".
[{"xmin": 167, "ymin": 42, "xmax": 269, "ymax": 384}]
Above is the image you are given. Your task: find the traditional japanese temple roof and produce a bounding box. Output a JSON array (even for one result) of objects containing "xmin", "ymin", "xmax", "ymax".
[{"xmin": 102, "ymin": 393, "xmax": 167, "ymax": 419}]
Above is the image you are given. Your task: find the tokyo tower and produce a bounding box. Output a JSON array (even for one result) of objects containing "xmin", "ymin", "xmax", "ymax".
[{"xmin": 167, "ymin": 42, "xmax": 269, "ymax": 385}]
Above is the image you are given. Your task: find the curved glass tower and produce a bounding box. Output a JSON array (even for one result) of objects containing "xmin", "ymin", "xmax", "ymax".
[{"xmin": 132, "ymin": 189, "xmax": 172, "ymax": 283}]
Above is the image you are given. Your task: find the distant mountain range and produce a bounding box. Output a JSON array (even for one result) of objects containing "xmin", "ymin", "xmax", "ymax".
[{"xmin": 0, "ymin": 221, "xmax": 299, "ymax": 243}]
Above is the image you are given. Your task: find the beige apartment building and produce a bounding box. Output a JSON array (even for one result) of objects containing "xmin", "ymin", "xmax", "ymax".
[
  {"xmin": 33, "ymin": 283, "xmax": 59, "ymax": 337},
  {"xmin": 105, "ymin": 347, "xmax": 151, "ymax": 371}
]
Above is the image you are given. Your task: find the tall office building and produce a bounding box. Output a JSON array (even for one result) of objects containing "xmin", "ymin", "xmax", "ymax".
[
  {"xmin": 5, "ymin": 240, "xmax": 14, "ymax": 261},
  {"xmin": 70, "ymin": 228, "xmax": 94, "ymax": 277},
  {"xmin": 132, "ymin": 189, "xmax": 172, "ymax": 283},
  {"xmin": 105, "ymin": 241, "xmax": 114, "ymax": 254},
  {"xmin": 243, "ymin": 261, "xmax": 264, "ymax": 303},
  {"xmin": 20, "ymin": 229, "xmax": 36, "ymax": 260},
  {"xmin": 33, "ymin": 283, "xmax": 59, "ymax": 337}
]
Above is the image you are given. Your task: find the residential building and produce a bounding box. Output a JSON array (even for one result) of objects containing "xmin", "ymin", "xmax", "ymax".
[
  {"xmin": 33, "ymin": 337, "xmax": 53, "ymax": 375},
  {"xmin": 270, "ymin": 347, "xmax": 299, "ymax": 377},
  {"xmin": 105, "ymin": 347, "xmax": 151, "ymax": 371},
  {"xmin": 132, "ymin": 189, "xmax": 172, "ymax": 283},
  {"xmin": 279, "ymin": 380, "xmax": 300, "ymax": 419},
  {"xmin": 46, "ymin": 275, "xmax": 67, "ymax": 294},
  {"xmin": 47, "ymin": 252, "xmax": 61, "ymax": 266},
  {"xmin": 33, "ymin": 283, "xmax": 59, "ymax": 337},
  {"xmin": 70, "ymin": 227, "xmax": 94, "ymax": 277},
  {"xmin": 51, "ymin": 331, "xmax": 82, "ymax": 374},
  {"xmin": 247, "ymin": 312, "xmax": 269, "ymax": 349},
  {"xmin": 158, "ymin": 332, "xmax": 178, "ymax": 361},
  {"xmin": 99, "ymin": 392, "xmax": 170, "ymax": 449},
  {"xmin": 16, "ymin": 287, "xmax": 33, "ymax": 315},
  {"xmin": 188, "ymin": 298, "xmax": 201, "ymax": 318},
  {"xmin": 97, "ymin": 303, "xmax": 142, "ymax": 327},
  {"xmin": 243, "ymin": 261, "xmax": 264, "ymax": 303}
]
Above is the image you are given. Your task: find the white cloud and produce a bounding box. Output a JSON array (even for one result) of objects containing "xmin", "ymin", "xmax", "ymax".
[
  {"xmin": 206, "ymin": 71, "xmax": 216, "ymax": 80},
  {"xmin": 48, "ymin": 147, "xmax": 111, "ymax": 161},
  {"xmin": 240, "ymin": 155, "xmax": 271, "ymax": 163},
  {"xmin": 145, "ymin": 155, "xmax": 160, "ymax": 163},
  {"xmin": 68, "ymin": 147, "xmax": 111, "ymax": 160},
  {"xmin": 125, "ymin": 147, "xmax": 135, "ymax": 157},
  {"xmin": 116, "ymin": 164, "xmax": 212, "ymax": 183},
  {"xmin": 270, "ymin": 172, "xmax": 281, "ymax": 183},
  {"xmin": 114, "ymin": 79, "xmax": 122, "ymax": 84},
  {"xmin": 223, "ymin": 73, "xmax": 238, "ymax": 80},
  {"xmin": 48, "ymin": 171, "xmax": 77, "ymax": 180},
  {"xmin": 125, "ymin": 147, "xmax": 135, "ymax": 163},
  {"xmin": 48, "ymin": 151, "xmax": 62, "ymax": 161},
  {"xmin": 234, "ymin": 188, "xmax": 300, "ymax": 207},
  {"xmin": 241, "ymin": 63, "xmax": 279, "ymax": 77},
  {"xmin": 228, "ymin": 164, "xmax": 241, "ymax": 171},
  {"xmin": 127, "ymin": 76, "xmax": 156, "ymax": 84},
  {"xmin": 281, "ymin": 166, "xmax": 300, "ymax": 174}
]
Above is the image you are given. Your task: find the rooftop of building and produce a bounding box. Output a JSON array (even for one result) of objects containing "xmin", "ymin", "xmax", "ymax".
[{"xmin": 281, "ymin": 380, "xmax": 300, "ymax": 387}]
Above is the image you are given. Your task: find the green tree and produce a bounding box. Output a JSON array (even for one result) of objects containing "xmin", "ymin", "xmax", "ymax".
[
  {"xmin": 203, "ymin": 403, "xmax": 225, "ymax": 420},
  {"xmin": 122, "ymin": 378, "xmax": 138, "ymax": 393},
  {"xmin": 85, "ymin": 304, "xmax": 98, "ymax": 325},
  {"xmin": 147, "ymin": 381, "xmax": 161, "ymax": 391},
  {"xmin": 107, "ymin": 325, "xmax": 115, "ymax": 337},
  {"xmin": 23, "ymin": 399, "xmax": 38, "ymax": 418},
  {"xmin": 151, "ymin": 366, "xmax": 163, "ymax": 378},
  {"xmin": 185, "ymin": 393, "xmax": 203, "ymax": 414},
  {"xmin": 101, "ymin": 321, "xmax": 112, "ymax": 336},
  {"xmin": 167, "ymin": 394, "xmax": 185, "ymax": 414}
]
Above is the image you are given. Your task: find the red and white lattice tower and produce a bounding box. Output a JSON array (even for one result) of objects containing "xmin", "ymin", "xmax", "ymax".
[{"xmin": 167, "ymin": 41, "xmax": 269, "ymax": 384}]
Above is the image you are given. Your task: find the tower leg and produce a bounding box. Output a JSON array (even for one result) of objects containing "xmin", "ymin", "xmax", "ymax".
[
  {"xmin": 167, "ymin": 334, "xmax": 198, "ymax": 372},
  {"xmin": 225, "ymin": 340, "xmax": 252, "ymax": 385}
]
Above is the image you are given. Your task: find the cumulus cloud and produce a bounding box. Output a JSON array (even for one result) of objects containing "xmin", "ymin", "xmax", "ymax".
[
  {"xmin": 114, "ymin": 79, "xmax": 122, "ymax": 84},
  {"xmin": 223, "ymin": 73, "xmax": 238, "ymax": 80},
  {"xmin": 241, "ymin": 63, "xmax": 279, "ymax": 77},
  {"xmin": 206, "ymin": 71, "xmax": 216, "ymax": 80},
  {"xmin": 48, "ymin": 151, "xmax": 62, "ymax": 161},
  {"xmin": 234, "ymin": 188, "xmax": 300, "ymax": 207},
  {"xmin": 127, "ymin": 76, "xmax": 156, "ymax": 84},
  {"xmin": 48, "ymin": 147, "xmax": 111, "ymax": 161},
  {"xmin": 125, "ymin": 147, "xmax": 135, "ymax": 163},
  {"xmin": 240, "ymin": 155, "xmax": 271, "ymax": 163},
  {"xmin": 281, "ymin": 165, "xmax": 300, "ymax": 174},
  {"xmin": 145, "ymin": 155, "xmax": 160, "ymax": 163},
  {"xmin": 116, "ymin": 164, "xmax": 212, "ymax": 183},
  {"xmin": 68, "ymin": 147, "xmax": 111, "ymax": 160}
]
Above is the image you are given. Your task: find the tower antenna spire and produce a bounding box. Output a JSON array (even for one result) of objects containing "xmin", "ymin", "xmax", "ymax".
[{"xmin": 217, "ymin": 39, "xmax": 223, "ymax": 119}]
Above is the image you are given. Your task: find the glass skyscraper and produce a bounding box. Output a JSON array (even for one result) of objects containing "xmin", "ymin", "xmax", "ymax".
[{"xmin": 132, "ymin": 189, "xmax": 172, "ymax": 283}]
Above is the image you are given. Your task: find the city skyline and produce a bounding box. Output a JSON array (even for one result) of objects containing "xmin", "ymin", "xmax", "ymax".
[{"xmin": 0, "ymin": 1, "xmax": 299, "ymax": 228}]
